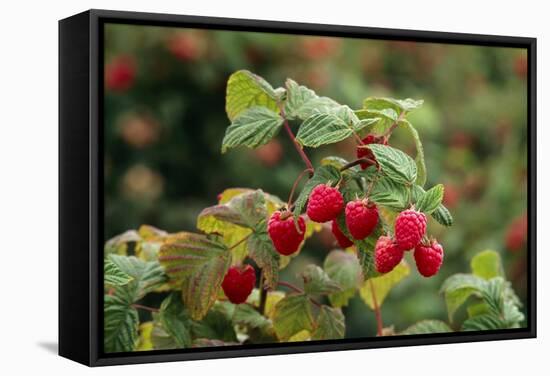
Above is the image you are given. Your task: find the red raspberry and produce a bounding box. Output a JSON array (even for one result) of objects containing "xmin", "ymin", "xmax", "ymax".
[
  {"xmin": 267, "ymin": 211, "xmax": 306, "ymax": 255},
  {"xmin": 505, "ymin": 214, "xmax": 528, "ymax": 252},
  {"xmin": 395, "ymin": 209, "xmax": 427, "ymax": 250},
  {"xmin": 356, "ymin": 134, "xmax": 387, "ymax": 169},
  {"xmin": 345, "ymin": 199, "xmax": 379, "ymax": 240},
  {"xmin": 306, "ymin": 184, "xmax": 344, "ymax": 223},
  {"xmin": 105, "ymin": 55, "xmax": 136, "ymax": 92},
  {"xmin": 331, "ymin": 220, "xmax": 353, "ymax": 248},
  {"xmin": 221, "ymin": 264, "xmax": 256, "ymax": 304},
  {"xmin": 375, "ymin": 236, "xmax": 404, "ymax": 273},
  {"xmin": 414, "ymin": 240, "xmax": 444, "ymax": 277}
]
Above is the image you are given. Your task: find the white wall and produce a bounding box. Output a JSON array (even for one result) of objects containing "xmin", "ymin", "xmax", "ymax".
[{"xmin": 0, "ymin": 0, "xmax": 546, "ymax": 375}]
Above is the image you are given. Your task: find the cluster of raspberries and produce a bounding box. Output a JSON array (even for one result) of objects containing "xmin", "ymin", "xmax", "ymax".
[{"xmin": 374, "ymin": 209, "xmax": 444, "ymax": 277}]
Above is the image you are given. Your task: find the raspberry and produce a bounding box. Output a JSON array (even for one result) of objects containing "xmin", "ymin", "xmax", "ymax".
[
  {"xmin": 375, "ymin": 236, "xmax": 404, "ymax": 273},
  {"xmin": 267, "ymin": 211, "xmax": 306, "ymax": 255},
  {"xmin": 306, "ymin": 184, "xmax": 344, "ymax": 223},
  {"xmin": 356, "ymin": 134, "xmax": 387, "ymax": 169},
  {"xmin": 221, "ymin": 264, "xmax": 256, "ymax": 304},
  {"xmin": 395, "ymin": 209, "xmax": 427, "ymax": 250},
  {"xmin": 414, "ymin": 240, "xmax": 444, "ymax": 277},
  {"xmin": 345, "ymin": 199, "xmax": 379, "ymax": 240},
  {"xmin": 331, "ymin": 220, "xmax": 353, "ymax": 248}
]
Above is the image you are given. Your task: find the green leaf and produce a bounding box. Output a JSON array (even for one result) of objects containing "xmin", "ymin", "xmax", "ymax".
[
  {"xmin": 400, "ymin": 320, "xmax": 452, "ymax": 335},
  {"xmin": 368, "ymin": 144, "xmax": 417, "ymax": 185},
  {"xmin": 320, "ymin": 156, "xmax": 350, "ymax": 170},
  {"xmin": 108, "ymin": 255, "xmax": 166, "ymax": 302},
  {"xmin": 400, "ymin": 119, "xmax": 427, "ymax": 186},
  {"xmin": 233, "ymin": 303, "xmax": 271, "ymax": 329},
  {"xmin": 431, "ymin": 203, "xmax": 454, "ymax": 226},
  {"xmin": 369, "ymin": 176, "xmax": 410, "ymax": 210},
  {"xmin": 323, "ymin": 250, "xmax": 361, "ymax": 307},
  {"xmin": 312, "ymin": 306, "xmax": 345, "ymax": 340},
  {"xmin": 225, "ymin": 70, "xmax": 279, "ymax": 121},
  {"xmin": 158, "ymin": 233, "xmax": 227, "ymax": 281},
  {"xmin": 440, "ymin": 273, "xmax": 486, "ymax": 322},
  {"xmin": 293, "ymin": 165, "xmax": 341, "ymax": 222},
  {"xmin": 363, "ymin": 97, "xmax": 423, "ymax": 113},
  {"xmin": 284, "ymin": 79, "xmax": 340, "ymax": 120},
  {"xmin": 247, "ymin": 229, "xmax": 280, "ymax": 289},
  {"xmin": 296, "ymin": 112, "xmax": 354, "ymax": 148},
  {"xmin": 104, "ymin": 294, "xmax": 139, "ymax": 353},
  {"xmin": 191, "ymin": 302, "xmax": 238, "ymax": 342},
  {"xmin": 462, "ymin": 313, "xmax": 503, "ymax": 331},
  {"xmin": 104, "ymin": 230, "xmax": 141, "ymax": 256},
  {"xmin": 302, "ymin": 265, "xmax": 341, "ymax": 295},
  {"xmin": 416, "ymin": 184, "xmax": 444, "ymax": 214},
  {"xmin": 104, "ymin": 258, "xmax": 133, "ymax": 287},
  {"xmin": 470, "ymin": 250, "xmax": 504, "ymax": 280},
  {"xmin": 182, "ymin": 257, "xmax": 231, "ymax": 321},
  {"xmin": 273, "ymin": 294, "xmax": 314, "ymax": 341},
  {"xmin": 222, "ymin": 106, "xmax": 284, "ymax": 153},
  {"xmin": 156, "ymin": 293, "xmax": 192, "ymax": 349},
  {"xmin": 360, "ymin": 261, "xmax": 410, "ymax": 310},
  {"xmin": 158, "ymin": 234, "xmax": 230, "ymax": 320}
]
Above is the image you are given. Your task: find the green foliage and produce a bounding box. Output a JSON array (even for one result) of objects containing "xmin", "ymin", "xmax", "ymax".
[
  {"xmin": 225, "ymin": 70, "xmax": 279, "ymax": 121},
  {"xmin": 400, "ymin": 320, "xmax": 452, "ymax": 335},
  {"xmin": 360, "ymin": 261, "xmax": 410, "ymax": 310},
  {"xmin": 323, "ymin": 250, "xmax": 361, "ymax": 307},
  {"xmin": 273, "ymin": 294, "xmax": 314, "ymax": 341},
  {"xmin": 416, "ymin": 184, "xmax": 444, "ymax": 214},
  {"xmin": 221, "ymin": 106, "xmax": 284, "ymax": 153},
  {"xmin": 302, "ymin": 265, "xmax": 341, "ymax": 295},
  {"xmin": 104, "ymin": 294, "xmax": 139, "ymax": 352},
  {"xmin": 103, "ymin": 70, "xmax": 480, "ymax": 353},
  {"xmin": 368, "ymin": 144, "xmax": 417, "ymax": 185},
  {"xmin": 441, "ymin": 250, "xmax": 524, "ymax": 330},
  {"xmin": 312, "ymin": 306, "xmax": 346, "ymax": 340}
]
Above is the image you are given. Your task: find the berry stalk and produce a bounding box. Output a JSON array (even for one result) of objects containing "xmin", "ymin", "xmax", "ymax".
[{"xmin": 279, "ymin": 107, "xmax": 314, "ymax": 172}]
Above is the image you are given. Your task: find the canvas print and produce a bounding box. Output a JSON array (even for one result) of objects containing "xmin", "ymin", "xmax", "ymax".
[{"xmin": 102, "ymin": 23, "xmax": 529, "ymax": 353}]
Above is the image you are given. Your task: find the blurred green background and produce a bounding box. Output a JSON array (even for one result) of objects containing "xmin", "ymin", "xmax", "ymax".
[{"xmin": 103, "ymin": 23, "xmax": 529, "ymax": 337}]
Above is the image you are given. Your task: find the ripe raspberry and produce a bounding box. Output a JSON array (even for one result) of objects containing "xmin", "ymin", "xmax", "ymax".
[
  {"xmin": 267, "ymin": 211, "xmax": 306, "ymax": 255},
  {"xmin": 345, "ymin": 199, "xmax": 379, "ymax": 240},
  {"xmin": 306, "ymin": 184, "xmax": 344, "ymax": 223},
  {"xmin": 375, "ymin": 236, "xmax": 404, "ymax": 273},
  {"xmin": 356, "ymin": 134, "xmax": 387, "ymax": 169},
  {"xmin": 331, "ymin": 220, "xmax": 353, "ymax": 248},
  {"xmin": 395, "ymin": 209, "xmax": 427, "ymax": 250},
  {"xmin": 414, "ymin": 240, "xmax": 444, "ymax": 277},
  {"xmin": 221, "ymin": 264, "xmax": 256, "ymax": 304}
]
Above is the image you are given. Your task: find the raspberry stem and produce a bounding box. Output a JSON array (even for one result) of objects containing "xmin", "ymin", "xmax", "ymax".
[
  {"xmin": 228, "ymin": 233, "xmax": 252, "ymax": 250},
  {"xmin": 279, "ymin": 107, "xmax": 315, "ymax": 172},
  {"xmin": 131, "ymin": 303, "xmax": 160, "ymax": 313},
  {"xmin": 277, "ymin": 281, "xmax": 321, "ymax": 307},
  {"xmin": 340, "ymin": 158, "xmax": 377, "ymax": 172},
  {"xmin": 382, "ymin": 111, "xmax": 407, "ymax": 141},
  {"xmin": 287, "ymin": 168, "xmax": 314, "ymax": 209},
  {"xmin": 368, "ymin": 279, "xmax": 383, "ymax": 336}
]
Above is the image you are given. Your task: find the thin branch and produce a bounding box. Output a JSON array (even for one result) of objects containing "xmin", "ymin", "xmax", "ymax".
[
  {"xmin": 257, "ymin": 269, "xmax": 268, "ymax": 315},
  {"xmin": 383, "ymin": 111, "xmax": 407, "ymax": 140},
  {"xmin": 340, "ymin": 158, "xmax": 377, "ymax": 172},
  {"xmin": 277, "ymin": 281, "xmax": 322, "ymax": 307},
  {"xmin": 279, "ymin": 107, "xmax": 314, "ymax": 171},
  {"xmin": 287, "ymin": 168, "xmax": 314, "ymax": 209},
  {"xmin": 132, "ymin": 304, "xmax": 159, "ymax": 313},
  {"xmin": 369, "ymin": 279, "xmax": 383, "ymax": 336},
  {"xmin": 228, "ymin": 233, "xmax": 251, "ymax": 250}
]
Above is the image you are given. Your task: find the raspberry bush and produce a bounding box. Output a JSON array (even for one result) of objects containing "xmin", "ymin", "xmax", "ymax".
[{"xmin": 103, "ymin": 70, "xmax": 523, "ymax": 353}]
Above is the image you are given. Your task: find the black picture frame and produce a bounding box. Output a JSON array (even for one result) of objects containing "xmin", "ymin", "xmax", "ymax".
[{"xmin": 59, "ymin": 8, "xmax": 537, "ymax": 367}]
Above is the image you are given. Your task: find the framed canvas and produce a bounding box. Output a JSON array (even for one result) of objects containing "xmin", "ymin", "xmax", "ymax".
[{"xmin": 59, "ymin": 9, "xmax": 537, "ymax": 367}]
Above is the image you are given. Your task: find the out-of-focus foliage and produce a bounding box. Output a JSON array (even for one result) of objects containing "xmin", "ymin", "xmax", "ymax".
[{"xmin": 104, "ymin": 23, "xmax": 528, "ymax": 342}]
